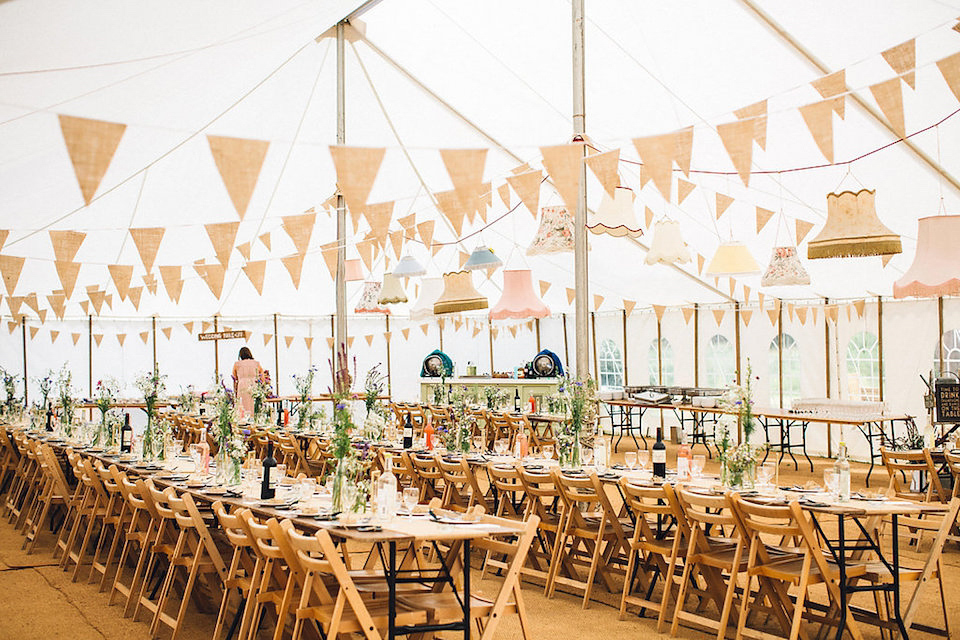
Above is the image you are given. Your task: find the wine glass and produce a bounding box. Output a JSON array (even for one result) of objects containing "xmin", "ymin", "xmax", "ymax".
[
  {"xmin": 581, "ymin": 448, "xmax": 594, "ymax": 467},
  {"xmin": 494, "ymin": 439, "xmax": 508, "ymax": 456},
  {"xmin": 473, "ymin": 436, "xmax": 485, "ymax": 453},
  {"xmin": 636, "ymin": 449, "xmax": 650, "ymax": 472},
  {"xmin": 402, "ymin": 487, "xmax": 419, "ymax": 513},
  {"xmin": 691, "ymin": 454, "xmax": 706, "ymax": 479},
  {"xmin": 758, "ymin": 461, "xmax": 776, "ymax": 489},
  {"xmin": 541, "ymin": 444, "xmax": 554, "ymax": 461},
  {"xmin": 624, "ymin": 451, "xmax": 637, "ymax": 470},
  {"xmin": 188, "ymin": 443, "xmax": 203, "ymax": 473}
]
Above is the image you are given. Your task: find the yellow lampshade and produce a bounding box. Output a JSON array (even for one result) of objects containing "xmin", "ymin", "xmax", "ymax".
[
  {"xmin": 434, "ymin": 271, "xmax": 488, "ymax": 315},
  {"xmin": 807, "ymin": 189, "xmax": 901, "ymax": 259},
  {"xmin": 705, "ymin": 241, "xmax": 760, "ymax": 276}
]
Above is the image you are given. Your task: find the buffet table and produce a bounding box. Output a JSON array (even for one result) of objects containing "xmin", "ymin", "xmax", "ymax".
[{"xmin": 419, "ymin": 377, "xmax": 560, "ymax": 406}]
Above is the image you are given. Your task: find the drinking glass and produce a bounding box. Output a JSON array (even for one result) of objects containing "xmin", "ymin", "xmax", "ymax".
[
  {"xmin": 494, "ymin": 439, "xmax": 508, "ymax": 456},
  {"xmin": 402, "ymin": 487, "xmax": 419, "ymax": 512},
  {"xmin": 758, "ymin": 462, "xmax": 776, "ymax": 488},
  {"xmin": 276, "ymin": 463, "xmax": 287, "ymax": 482},
  {"xmin": 637, "ymin": 449, "xmax": 650, "ymax": 471},
  {"xmin": 188, "ymin": 443, "xmax": 203, "ymax": 473},
  {"xmin": 624, "ymin": 451, "xmax": 637, "ymax": 470},
  {"xmin": 823, "ymin": 468, "xmax": 837, "ymax": 498},
  {"xmin": 691, "ymin": 454, "xmax": 706, "ymax": 478},
  {"xmin": 581, "ymin": 448, "xmax": 594, "ymax": 467},
  {"xmin": 473, "ymin": 436, "xmax": 485, "ymax": 453},
  {"xmin": 541, "ymin": 444, "xmax": 554, "ymax": 460},
  {"xmin": 172, "ymin": 439, "xmax": 184, "ymax": 457}
]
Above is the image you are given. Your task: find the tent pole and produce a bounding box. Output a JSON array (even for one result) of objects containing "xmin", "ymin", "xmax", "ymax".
[
  {"xmin": 738, "ymin": 0, "xmax": 960, "ymax": 196},
  {"xmin": 335, "ymin": 21, "xmax": 348, "ymax": 363},
  {"xmin": 21, "ymin": 316, "xmax": 27, "ymax": 406},
  {"xmin": 329, "ymin": 315, "xmax": 335, "ymax": 365},
  {"xmin": 656, "ymin": 314, "xmax": 662, "ymax": 385},
  {"xmin": 694, "ymin": 304, "xmax": 700, "ymax": 387},
  {"xmin": 562, "ymin": 313, "xmax": 570, "ymax": 372},
  {"xmin": 622, "ymin": 310, "xmax": 629, "ymax": 386},
  {"xmin": 777, "ymin": 300, "xmax": 784, "ymax": 409},
  {"xmin": 535, "ymin": 318, "xmax": 541, "ymax": 353},
  {"xmin": 878, "ymin": 296, "xmax": 884, "ymax": 402},
  {"xmin": 590, "ymin": 311, "xmax": 598, "ymax": 382},
  {"xmin": 88, "ymin": 314, "xmax": 93, "ymax": 401},
  {"xmin": 385, "ymin": 315, "xmax": 392, "ymax": 397},
  {"xmin": 572, "ymin": 0, "xmax": 590, "ymax": 380},
  {"xmin": 938, "ymin": 296, "xmax": 945, "ymax": 374},
  {"xmin": 488, "ymin": 321, "xmax": 495, "ymax": 376},
  {"xmin": 213, "ymin": 315, "xmax": 219, "ymax": 382},
  {"xmin": 273, "ymin": 314, "xmax": 280, "ymax": 396},
  {"xmin": 151, "ymin": 316, "xmax": 157, "ymax": 372},
  {"xmin": 735, "ymin": 302, "xmax": 742, "ymax": 441},
  {"xmin": 824, "ymin": 297, "xmax": 832, "ymax": 458}
]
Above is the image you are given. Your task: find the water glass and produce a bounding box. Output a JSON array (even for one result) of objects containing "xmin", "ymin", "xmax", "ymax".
[
  {"xmin": 276, "ymin": 463, "xmax": 287, "ymax": 481},
  {"xmin": 823, "ymin": 468, "xmax": 838, "ymax": 498},
  {"xmin": 758, "ymin": 462, "xmax": 776, "ymax": 488},
  {"xmin": 473, "ymin": 436, "xmax": 485, "ymax": 453},
  {"xmin": 402, "ymin": 487, "xmax": 419, "ymax": 512},
  {"xmin": 494, "ymin": 439, "xmax": 508, "ymax": 456},
  {"xmin": 581, "ymin": 448, "xmax": 594, "ymax": 467},
  {"xmin": 188, "ymin": 443, "xmax": 203, "ymax": 473},
  {"xmin": 624, "ymin": 451, "xmax": 637, "ymax": 470},
  {"xmin": 691, "ymin": 454, "xmax": 706, "ymax": 478},
  {"xmin": 542, "ymin": 444, "xmax": 554, "ymax": 460}
]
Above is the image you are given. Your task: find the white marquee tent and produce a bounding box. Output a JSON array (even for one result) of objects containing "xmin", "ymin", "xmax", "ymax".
[{"xmin": 4, "ymin": 0, "xmax": 960, "ymax": 459}]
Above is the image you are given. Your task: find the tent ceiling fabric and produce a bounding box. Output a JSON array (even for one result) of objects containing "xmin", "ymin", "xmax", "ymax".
[{"xmin": 2, "ymin": 0, "xmax": 960, "ymax": 323}]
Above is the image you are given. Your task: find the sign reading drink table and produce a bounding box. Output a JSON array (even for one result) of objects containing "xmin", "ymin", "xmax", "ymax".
[
  {"xmin": 198, "ymin": 330, "xmax": 246, "ymax": 342},
  {"xmin": 934, "ymin": 381, "xmax": 960, "ymax": 422}
]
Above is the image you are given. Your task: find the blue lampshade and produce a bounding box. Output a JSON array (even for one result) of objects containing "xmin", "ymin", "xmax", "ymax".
[
  {"xmin": 392, "ymin": 255, "xmax": 427, "ymax": 277},
  {"xmin": 463, "ymin": 246, "xmax": 502, "ymax": 271}
]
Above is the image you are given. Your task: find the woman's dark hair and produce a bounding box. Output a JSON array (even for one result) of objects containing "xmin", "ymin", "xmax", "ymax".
[{"xmin": 239, "ymin": 347, "xmax": 253, "ymax": 360}]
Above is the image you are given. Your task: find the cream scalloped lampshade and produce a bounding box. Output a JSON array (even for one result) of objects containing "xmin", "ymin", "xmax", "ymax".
[
  {"xmin": 490, "ymin": 269, "xmax": 549, "ymax": 319},
  {"xmin": 705, "ymin": 241, "xmax": 760, "ymax": 276},
  {"xmin": 588, "ymin": 186, "xmax": 643, "ymax": 238},
  {"xmin": 410, "ymin": 277, "xmax": 443, "ymax": 320},
  {"xmin": 808, "ymin": 189, "xmax": 901, "ymax": 259},
  {"xmin": 644, "ymin": 219, "xmax": 691, "ymax": 265},
  {"xmin": 434, "ymin": 271, "xmax": 487, "ymax": 315},
  {"xmin": 894, "ymin": 215, "xmax": 960, "ymax": 298},
  {"xmin": 377, "ymin": 273, "xmax": 408, "ymax": 304}
]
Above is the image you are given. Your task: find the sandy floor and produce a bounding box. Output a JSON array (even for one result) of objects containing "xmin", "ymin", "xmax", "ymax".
[{"xmin": 1, "ymin": 442, "xmax": 958, "ymax": 639}]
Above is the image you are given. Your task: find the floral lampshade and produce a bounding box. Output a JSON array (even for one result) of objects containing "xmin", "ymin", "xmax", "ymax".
[
  {"xmin": 527, "ymin": 206, "xmax": 574, "ymax": 255},
  {"xmin": 761, "ymin": 246, "xmax": 810, "ymax": 286},
  {"xmin": 644, "ymin": 219, "xmax": 691, "ymax": 265},
  {"xmin": 705, "ymin": 241, "xmax": 760, "ymax": 276},
  {"xmin": 489, "ymin": 269, "xmax": 549, "ymax": 319},
  {"xmin": 392, "ymin": 255, "xmax": 427, "ymax": 278},
  {"xmin": 808, "ymin": 189, "xmax": 901, "ymax": 259},
  {"xmin": 355, "ymin": 281, "xmax": 389, "ymax": 314},
  {"xmin": 345, "ymin": 258, "xmax": 364, "ymax": 282},
  {"xmin": 894, "ymin": 215, "xmax": 960, "ymax": 298},
  {"xmin": 377, "ymin": 273, "xmax": 408, "ymax": 304},
  {"xmin": 409, "ymin": 277, "xmax": 444, "ymax": 320},
  {"xmin": 434, "ymin": 271, "xmax": 488, "ymax": 315},
  {"xmin": 463, "ymin": 246, "xmax": 502, "ymax": 271},
  {"xmin": 588, "ymin": 186, "xmax": 643, "ymax": 238}
]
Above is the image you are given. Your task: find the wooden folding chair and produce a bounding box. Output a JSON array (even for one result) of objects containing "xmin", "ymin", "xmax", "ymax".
[
  {"xmin": 398, "ymin": 513, "xmax": 541, "ymax": 640},
  {"xmin": 4, "ymin": 431, "xmax": 38, "ymax": 522},
  {"xmin": 211, "ymin": 502, "xmax": 258, "ymax": 640},
  {"xmin": 515, "ymin": 466, "xmax": 564, "ymax": 585},
  {"xmin": 88, "ymin": 461, "xmax": 129, "ymax": 591},
  {"xmin": 109, "ymin": 475, "xmax": 160, "ymax": 617},
  {"xmin": 437, "ymin": 455, "xmax": 492, "ymax": 513},
  {"xmin": 0, "ymin": 426, "xmax": 20, "ymax": 497},
  {"xmin": 23, "ymin": 444, "xmax": 72, "ymax": 554},
  {"xmin": 410, "ymin": 453, "xmax": 444, "ymax": 502},
  {"xmin": 236, "ymin": 509, "xmax": 294, "ymax": 639},
  {"xmin": 487, "ymin": 412, "xmax": 513, "ymax": 447},
  {"xmin": 132, "ymin": 480, "xmax": 183, "ymax": 624},
  {"xmin": 547, "ymin": 469, "xmax": 631, "ymax": 608},
  {"xmin": 61, "ymin": 455, "xmax": 112, "ymax": 581},
  {"xmin": 880, "ymin": 447, "xmax": 948, "ymax": 503}
]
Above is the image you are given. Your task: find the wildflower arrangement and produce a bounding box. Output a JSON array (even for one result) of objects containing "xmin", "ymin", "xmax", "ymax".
[
  {"xmin": 57, "ymin": 364, "xmax": 76, "ymax": 436},
  {"xmin": 441, "ymin": 385, "xmax": 472, "ymax": 453},
  {"xmin": 135, "ymin": 365, "xmax": 167, "ymax": 459},
  {"xmin": 482, "ymin": 386, "xmax": 509, "ymax": 410},
  {"xmin": 716, "ymin": 360, "xmax": 765, "ymax": 488},
  {"xmin": 250, "ymin": 377, "xmax": 272, "ymax": 424},
  {"xmin": 210, "ymin": 377, "xmax": 245, "ymax": 484},
  {"xmin": 360, "ymin": 365, "xmax": 388, "ymax": 441},
  {"xmin": 553, "ymin": 375, "xmax": 598, "ymax": 466},
  {"xmin": 177, "ymin": 385, "xmax": 198, "ymax": 413},
  {"xmin": 291, "ymin": 367, "xmax": 318, "ymax": 431},
  {"xmin": 1, "ymin": 367, "xmax": 21, "ymax": 419},
  {"xmin": 92, "ymin": 377, "xmax": 120, "ymax": 448},
  {"xmin": 329, "ymin": 346, "xmax": 365, "ymax": 513}
]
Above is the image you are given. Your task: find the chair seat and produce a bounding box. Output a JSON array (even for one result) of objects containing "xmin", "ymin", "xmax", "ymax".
[
  {"xmin": 397, "ymin": 591, "xmax": 517, "ymax": 620},
  {"xmin": 297, "ymin": 599, "xmax": 427, "ymax": 630},
  {"xmin": 752, "ymin": 555, "xmax": 867, "ymax": 583},
  {"xmin": 863, "ymin": 561, "xmax": 929, "ymax": 583}
]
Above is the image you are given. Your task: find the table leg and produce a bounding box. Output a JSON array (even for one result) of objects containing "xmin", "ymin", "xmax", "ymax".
[
  {"xmin": 389, "ymin": 540, "xmax": 397, "ymax": 640},
  {"xmin": 801, "ymin": 421, "xmax": 814, "ymax": 473},
  {"xmin": 836, "ymin": 514, "xmax": 846, "ymax": 640},
  {"xmin": 891, "ymin": 514, "xmax": 908, "ymax": 638},
  {"xmin": 462, "ymin": 538, "xmax": 471, "ymax": 640}
]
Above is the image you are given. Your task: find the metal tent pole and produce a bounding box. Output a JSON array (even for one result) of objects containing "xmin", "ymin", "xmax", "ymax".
[
  {"xmin": 572, "ymin": 0, "xmax": 589, "ymax": 378},
  {"xmin": 273, "ymin": 313, "xmax": 280, "ymax": 396},
  {"xmin": 21, "ymin": 316, "xmax": 27, "ymax": 406},
  {"xmin": 335, "ymin": 21, "xmax": 348, "ymax": 361}
]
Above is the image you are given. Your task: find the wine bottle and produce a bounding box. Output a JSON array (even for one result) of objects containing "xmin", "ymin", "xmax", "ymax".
[
  {"xmin": 276, "ymin": 401, "xmax": 283, "ymax": 427},
  {"xmin": 45, "ymin": 401, "xmax": 53, "ymax": 432},
  {"xmin": 261, "ymin": 441, "xmax": 277, "ymax": 499},
  {"xmin": 676, "ymin": 426, "xmax": 691, "ymax": 480},
  {"xmin": 652, "ymin": 425, "xmax": 667, "ymax": 479},
  {"xmin": 120, "ymin": 413, "xmax": 133, "ymax": 453},
  {"xmin": 376, "ymin": 455, "xmax": 398, "ymax": 521},
  {"xmin": 402, "ymin": 413, "xmax": 414, "ymax": 449},
  {"xmin": 514, "ymin": 389, "xmax": 521, "ymax": 413}
]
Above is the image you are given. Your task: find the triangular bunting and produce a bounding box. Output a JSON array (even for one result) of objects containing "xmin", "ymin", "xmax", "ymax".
[
  {"xmin": 756, "ymin": 207, "xmax": 775, "ymax": 233},
  {"xmin": 116, "ymin": 333, "xmax": 125, "ymax": 346},
  {"xmin": 207, "ymin": 135, "xmax": 269, "ymax": 219},
  {"xmin": 697, "ymin": 253, "xmax": 705, "ymax": 275},
  {"xmin": 50, "ymin": 330, "xmax": 59, "ymax": 342},
  {"xmin": 108, "ymin": 264, "xmax": 133, "ymax": 301},
  {"xmin": 509, "ymin": 326, "xmax": 518, "ymax": 338},
  {"xmin": 566, "ymin": 288, "xmax": 576, "ymax": 305},
  {"xmin": 72, "ymin": 332, "xmax": 81, "ymax": 345},
  {"xmin": 284, "ymin": 335, "xmax": 294, "ymax": 348},
  {"xmin": 236, "ymin": 242, "xmax": 251, "ymax": 261},
  {"xmin": 716, "ymin": 119, "xmax": 754, "ymax": 186},
  {"xmin": 796, "ymin": 307, "xmax": 808, "ymax": 325},
  {"xmin": 497, "ymin": 183, "xmax": 511, "ymax": 208},
  {"xmin": 158, "ymin": 266, "xmax": 183, "ymax": 303},
  {"xmin": 716, "ymin": 193, "xmax": 734, "ymax": 219},
  {"xmin": 128, "ymin": 286, "xmax": 142, "ymax": 311},
  {"xmin": 645, "ymin": 206, "xmax": 654, "ymax": 229},
  {"xmin": 57, "ymin": 115, "xmax": 126, "ymax": 205},
  {"xmin": 741, "ymin": 310, "xmax": 753, "ymax": 326},
  {"xmin": 93, "ymin": 334, "xmax": 103, "ymax": 346},
  {"xmin": 364, "ymin": 334, "xmax": 374, "ymax": 347},
  {"xmin": 440, "ymin": 149, "xmax": 487, "ymax": 217},
  {"xmin": 540, "ymin": 143, "xmax": 584, "ymax": 211},
  {"xmin": 937, "ymin": 52, "xmax": 960, "ymax": 103},
  {"xmin": 242, "ymin": 260, "xmax": 266, "ymax": 295},
  {"xmin": 652, "ymin": 304, "xmax": 667, "ymax": 323},
  {"xmin": 304, "ymin": 336, "xmax": 313, "ymax": 350},
  {"xmin": 420, "ymin": 324, "xmax": 429, "ymax": 336},
  {"xmin": 853, "ymin": 299, "xmax": 866, "ymax": 318},
  {"xmin": 195, "ymin": 263, "xmax": 226, "ymax": 299},
  {"xmin": 0, "ymin": 255, "xmax": 25, "ymax": 296},
  {"xmin": 139, "ymin": 331, "xmax": 149, "ymax": 344},
  {"xmin": 677, "ymin": 179, "xmax": 696, "ymax": 205},
  {"xmin": 49, "ymin": 230, "xmax": 86, "ymax": 263},
  {"xmin": 282, "ymin": 254, "xmax": 305, "ymax": 289},
  {"xmin": 129, "ymin": 228, "xmax": 164, "ymax": 273},
  {"xmin": 282, "ymin": 213, "xmax": 316, "ymax": 256},
  {"xmin": 363, "ymin": 201, "xmax": 393, "ymax": 246},
  {"xmin": 799, "ymin": 99, "xmax": 835, "ymax": 163},
  {"xmin": 713, "ymin": 308, "xmax": 726, "ymax": 325},
  {"xmin": 401, "ymin": 328, "xmax": 410, "ymax": 340},
  {"xmin": 585, "ymin": 149, "xmax": 620, "ymax": 197},
  {"xmin": 593, "ymin": 294, "xmax": 604, "ymax": 311},
  {"xmin": 767, "ymin": 308, "xmax": 779, "ymax": 326},
  {"xmin": 435, "ymin": 189, "xmax": 466, "ymax": 236},
  {"xmin": 734, "ymin": 99, "xmax": 768, "ymax": 150},
  {"xmin": 142, "ymin": 273, "xmax": 157, "ymax": 295},
  {"xmin": 623, "ymin": 299, "xmax": 637, "ymax": 316},
  {"xmin": 416, "ymin": 220, "xmax": 435, "ymax": 248},
  {"xmin": 204, "ymin": 221, "xmax": 239, "ymax": 267},
  {"xmin": 389, "ymin": 230, "xmax": 405, "ymax": 258},
  {"xmin": 0, "ymin": 231, "xmax": 7, "ymax": 252},
  {"xmin": 681, "ymin": 307, "xmax": 695, "ymax": 324},
  {"xmin": 796, "ymin": 219, "xmax": 815, "ymax": 244},
  {"xmin": 505, "ymin": 170, "xmax": 543, "ymax": 219},
  {"xmin": 869, "ymin": 77, "xmax": 906, "ymax": 138},
  {"xmin": 882, "ymin": 39, "xmax": 916, "ymax": 89},
  {"xmin": 320, "ymin": 241, "xmax": 339, "ymax": 282},
  {"xmin": 259, "ymin": 232, "xmax": 272, "ymax": 250},
  {"xmin": 264, "ymin": 334, "xmax": 273, "ymax": 346},
  {"xmin": 329, "ymin": 146, "xmax": 385, "ymax": 217},
  {"xmin": 632, "ymin": 133, "xmax": 675, "ymax": 200}
]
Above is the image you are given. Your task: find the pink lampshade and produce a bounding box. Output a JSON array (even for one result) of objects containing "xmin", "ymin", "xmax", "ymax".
[
  {"xmin": 894, "ymin": 215, "xmax": 960, "ymax": 298},
  {"xmin": 490, "ymin": 269, "xmax": 550, "ymax": 319},
  {"xmin": 345, "ymin": 259, "xmax": 364, "ymax": 282}
]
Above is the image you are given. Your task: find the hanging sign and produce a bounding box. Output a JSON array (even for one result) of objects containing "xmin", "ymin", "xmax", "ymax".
[
  {"xmin": 198, "ymin": 330, "xmax": 245, "ymax": 342},
  {"xmin": 934, "ymin": 381, "xmax": 960, "ymax": 422}
]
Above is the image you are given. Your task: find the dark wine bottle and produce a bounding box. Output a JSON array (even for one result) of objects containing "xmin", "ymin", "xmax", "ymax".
[
  {"xmin": 45, "ymin": 401, "xmax": 53, "ymax": 432},
  {"xmin": 261, "ymin": 441, "xmax": 277, "ymax": 499},
  {"xmin": 652, "ymin": 425, "xmax": 667, "ymax": 479},
  {"xmin": 514, "ymin": 389, "xmax": 521, "ymax": 413},
  {"xmin": 120, "ymin": 413, "xmax": 133, "ymax": 453},
  {"xmin": 276, "ymin": 401, "xmax": 283, "ymax": 426},
  {"xmin": 402, "ymin": 413, "xmax": 414, "ymax": 449}
]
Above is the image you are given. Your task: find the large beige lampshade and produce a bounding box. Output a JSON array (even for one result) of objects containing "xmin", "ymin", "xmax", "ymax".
[
  {"xmin": 588, "ymin": 186, "xmax": 643, "ymax": 237},
  {"xmin": 490, "ymin": 269, "xmax": 549, "ymax": 319},
  {"xmin": 377, "ymin": 273, "xmax": 408, "ymax": 304},
  {"xmin": 807, "ymin": 189, "xmax": 901, "ymax": 259},
  {"xmin": 409, "ymin": 277, "xmax": 443, "ymax": 320},
  {"xmin": 894, "ymin": 215, "xmax": 960, "ymax": 298},
  {"xmin": 434, "ymin": 271, "xmax": 488, "ymax": 315},
  {"xmin": 705, "ymin": 241, "xmax": 760, "ymax": 276}
]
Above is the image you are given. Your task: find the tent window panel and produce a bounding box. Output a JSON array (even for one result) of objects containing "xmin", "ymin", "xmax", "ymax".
[
  {"xmin": 934, "ymin": 329, "xmax": 960, "ymax": 376},
  {"xmin": 598, "ymin": 338, "xmax": 623, "ymax": 391},
  {"xmin": 647, "ymin": 338, "xmax": 674, "ymax": 385},
  {"xmin": 705, "ymin": 334, "xmax": 735, "ymax": 388},
  {"xmin": 769, "ymin": 334, "xmax": 801, "ymax": 407},
  {"xmin": 846, "ymin": 331, "xmax": 882, "ymax": 402}
]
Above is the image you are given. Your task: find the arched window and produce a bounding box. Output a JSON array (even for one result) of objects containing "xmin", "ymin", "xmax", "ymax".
[
  {"xmin": 598, "ymin": 339, "xmax": 623, "ymax": 390},
  {"xmin": 769, "ymin": 334, "xmax": 801, "ymax": 407},
  {"xmin": 933, "ymin": 329, "xmax": 960, "ymax": 376},
  {"xmin": 846, "ymin": 331, "xmax": 881, "ymax": 402},
  {"xmin": 647, "ymin": 338, "xmax": 675, "ymax": 385},
  {"xmin": 705, "ymin": 335, "xmax": 735, "ymax": 388}
]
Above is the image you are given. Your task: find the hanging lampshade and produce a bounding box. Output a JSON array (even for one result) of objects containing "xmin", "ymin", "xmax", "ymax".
[
  {"xmin": 894, "ymin": 215, "xmax": 960, "ymax": 298},
  {"xmin": 463, "ymin": 246, "xmax": 502, "ymax": 271},
  {"xmin": 490, "ymin": 269, "xmax": 550, "ymax": 319},
  {"xmin": 410, "ymin": 277, "xmax": 444, "ymax": 320},
  {"xmin": 644, "ymin": 219, "xmax": 691, "ymax": 265},
  {"xmin": 761, "ymin": 246, "xmax": 811, "ymax": 286},
  {"xmin": 355, "ymin": 281, "xmax": 389, "ymax": 314},
  {"xmin": 392, "ymin": 255, "xmax": 427, "ymax": 278},
  {"xmin": 434, "ymin": 271, "xmax": 488, "ymax": 315},
  {"xmin": 705, "ymin": 241, "xmax": 760, "ymax": 276},
  {"xmin": 808, "ymin": 189, "xmax": 901, "ymax": 259},
  {"xmin": 377, "ymin": 273, "xmax": 408, "ymax": 304},
  {"xmin": 588, "ymin": 187, "xmax": 643, "ymax": 237},
  {"xmin": 344, "ymin": 259, "xmax": 364, "ymax": 282},
  {"xmin": 528, "ymin": 206, "xmax": 575, "ymax": 255}
]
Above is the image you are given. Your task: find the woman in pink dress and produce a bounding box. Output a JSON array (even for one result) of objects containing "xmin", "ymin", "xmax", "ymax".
[{"xmin": 232, "ymin": 347, "xmax": 265, "ymax": 417}]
